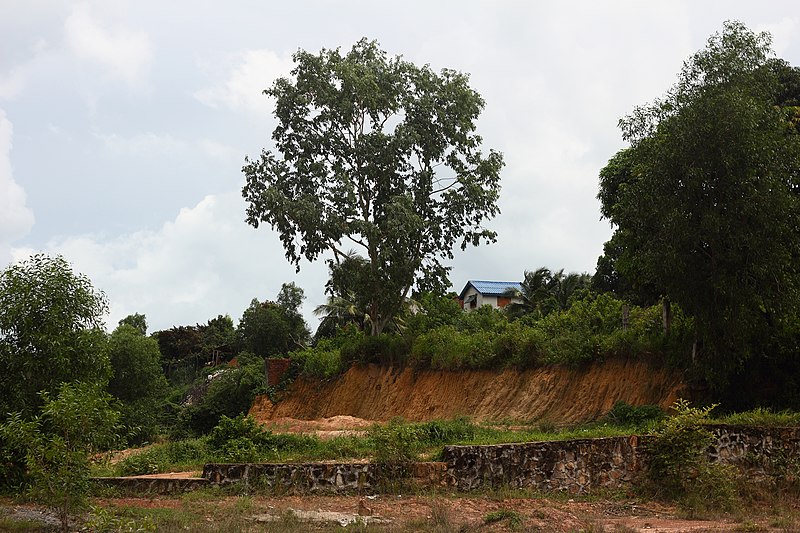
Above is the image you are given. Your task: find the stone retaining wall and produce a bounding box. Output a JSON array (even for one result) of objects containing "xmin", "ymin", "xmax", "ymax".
[
  {"xmin": 201, "ymin": 462, "xmax": 449, "ymax": 494},
  {"xmin": 93, "ymin": 477, "xmax": 210, "ymax": 495},
  {"xmin": 101, "ymin": 425, "xmax": 800, "ymax": 496},
  {"xmin": 442, "ymin": 435, "xmax": 650, "ymax": 493},
  {"xmin": 707, "ymin": 424, "xmax": 800, "ymax": 478}
]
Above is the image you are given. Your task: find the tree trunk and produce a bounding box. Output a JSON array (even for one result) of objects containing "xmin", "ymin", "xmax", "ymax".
[{"xmin": 662, "ymin": 298, "xmax": 672, "ymax": 336}]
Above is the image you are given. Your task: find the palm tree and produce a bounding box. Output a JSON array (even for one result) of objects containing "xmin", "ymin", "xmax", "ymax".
[
  {"xmin": 313, "ymin": 292, "xmax": 370, "ymax": 337},
  {"xmin": 504, "ymin": 268, "xmax": 593, "ymax": 320},
  {"xmin": 548, "ymin": 270, "xmax": 592, "ymax": 311},
  {"xmin": 503, "ymin": 267, "xmax": 555, "ymax": 319}
]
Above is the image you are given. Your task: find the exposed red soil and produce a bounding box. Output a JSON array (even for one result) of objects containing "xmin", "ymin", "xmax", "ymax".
[{"xmin": 250, "ymin": 358, "xmax": 685, "ymax": 425}]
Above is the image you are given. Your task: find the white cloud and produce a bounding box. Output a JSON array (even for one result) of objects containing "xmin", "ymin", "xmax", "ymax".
[
  {"xmin": 96, "ymin": 131, "xmax": 242, "ymax": 164},
  {"xmin": 758, "ymin": 17, "xmax": 799, "ymax": 56},
  {"xmin": 198, "ymin": 139, "xmax": 241, "ymax": 162},
  {"xmin": 194, "ymin": 49, "xmax": 294, "ymax": 115},
  {"xmin": 97, "ymin": 131, "xmax": 188, "ymax": 156},
  {"xmin": 64, "ymin": 2, "xmax": 153, "ymax": 84},
  {"xmin": 11, "ymin": 191, "xmax": 328, "ymax": 333},
  {"xmin": 0, "ymin": 110, "xmax": 34, "ymax": 264},
  {"xmin": 0, "ymin": 67, "xmax": 26, "ymax": 99}
]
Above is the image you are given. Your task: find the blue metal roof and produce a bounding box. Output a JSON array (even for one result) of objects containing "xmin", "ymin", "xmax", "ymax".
[{"xmin": 459, "ymin": 280, "xmax": 522, "ymax": 299}]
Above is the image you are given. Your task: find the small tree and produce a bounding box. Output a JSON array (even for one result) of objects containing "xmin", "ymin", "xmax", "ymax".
[
  {"xmin": 0, "ymin": 254, "xmax": 110, "ymax": 418},
  {"xmin": 0, "ymin": 382, "xmax": 121, "ymax": 532}
]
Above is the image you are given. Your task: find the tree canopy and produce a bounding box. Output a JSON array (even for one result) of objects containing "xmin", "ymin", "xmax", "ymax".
[
  {"xmin": 0, "ymin": 254, "xmax": 110, "ymax": 417},
  {"xmin": 597, "ymin": 21, "xmax": 800, "ymax": 383},
  {"xmin": 242, "ymin": 38, "xmax": 504, "ymax": 335}
]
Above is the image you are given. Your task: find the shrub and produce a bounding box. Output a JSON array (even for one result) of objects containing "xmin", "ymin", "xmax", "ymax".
[
  {"xmin": 0, "ymin": 382, "xmax": 121, "ymax": 532},
  {"xmin": 646, "ymin": 399, "xmax": 736, "ymax": 511},
  {"xmin": 368, "ymin": 419, "xmax": 423, "ymax": 465},
  {"xmin": 177, "ymin": 355, "xmax": 267, "ymax": 435},
  {"xmin": 417, "ymin": 417, "xmax": 478, "ymax": 444},
  {"xmin": 605, "ymin": 401, "xmax": 664, "ymax": 428},
  {"xmin": 340, "ymin": 333, "xmax": 410, "ymax": 366},
  {"xmin": 410, "ymin": 327, "xmax": 498, "ymax": 369},
  {"xmin": 290, "ymin": 339, "xmax": 342, "ymax": 379}
]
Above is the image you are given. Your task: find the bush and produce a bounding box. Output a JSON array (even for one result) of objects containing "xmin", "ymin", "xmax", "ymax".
[
  {"xmin": 290, "ymin": 339, "xmax": 342, "ymax": 379},
  {"xmin": 340, "ymin": 333, "xmax": 410, "ymax": 366},
  {"xmin": 208, "ymin": 414, "xmax": 318, "ymax": 462},
  {"xmin": 117, "ymin": 438, "xmax": 210, "ymax": 475},
  {"xmin": 417, "ymin": 417, "xmax": 478, "ymax": 444},
  {"xmin": 177, "ymin": 355, "xmax": 266, "ymax": 435},
  {"xmin": 605, "ymin": 401, "xmax": 664, "ymax": 428},
  {"xmin": 645, "ymin": 399, "xmax": 736, "ymax": 511},
  {"xmin": 0, "ymin": 382, "xmax": 121, "ymax": 532},
  {"xmin": 368, "ymin": 419, "xmax": 423, "ymax": 465}
]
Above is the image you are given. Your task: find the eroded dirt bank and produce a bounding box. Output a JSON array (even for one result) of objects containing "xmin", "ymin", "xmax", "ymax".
[{"xmin": 250, "ymin": 358, "xmax": 685, "ymax": 425}]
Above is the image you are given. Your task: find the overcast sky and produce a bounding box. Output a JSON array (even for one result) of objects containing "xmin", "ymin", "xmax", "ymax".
[{"xmin": 1, "ymin": 1, "xmax": 798, "ymax": 334}]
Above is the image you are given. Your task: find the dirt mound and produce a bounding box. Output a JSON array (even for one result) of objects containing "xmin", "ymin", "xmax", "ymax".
[
  {"xmin": 250, "ymin": 358, "xmax": 685, "ymax": 425},
  {"xmin": 256, "ymin": 415, "xmax": 374, "ymax": 439}
]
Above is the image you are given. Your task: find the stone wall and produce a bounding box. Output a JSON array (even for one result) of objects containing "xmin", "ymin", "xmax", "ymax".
[
  {"xmin": 707, "ymin": 424, "xmax": 800, "ymax": 477},
  {"xmin": 172, "ymin": 426, "xmax": 800, "ymax": 496},
  {"xmin": 442, "ymin": 425, "xmax": 800, "ymax": 493},
  {"xmin": 93, "ymin": 476, "xmax": 210, "ymax": 495},
  {"xmin": 442, "ymin": 435, "xmax": 650, "ymax": 493},
  {"xmin": 203, "ymin": 463, "xmax": 375, "ymax": 493},
  {"xmin": 201, "ymin": 462, "xmax": 449, "ymax": 494}
]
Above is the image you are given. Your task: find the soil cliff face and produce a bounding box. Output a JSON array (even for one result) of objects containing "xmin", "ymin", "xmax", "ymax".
[{"xmin": 250, "ymin": 358, "xmax": 685, "ymax": 424}]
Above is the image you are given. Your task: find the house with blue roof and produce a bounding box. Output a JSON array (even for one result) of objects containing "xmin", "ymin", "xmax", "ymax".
[{"xmin": 458, "ymin": 280, "xmax": 523, "ymax": 312}]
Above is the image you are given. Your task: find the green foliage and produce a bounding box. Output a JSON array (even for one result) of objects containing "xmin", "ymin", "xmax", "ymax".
[
  {"xmin": 0, "ymin": 254, "xmax": 110, "ymax": 418},
  {"xmin": 238, "ymin": 296, "xmax": 309, "ymax": 358},
  {"xmin": 0, "ymin": 382, "xmax": 121, "ymax": 532},
  {"xmin": 598, "ymin": 22, "xmax": 800, "ymax": 386},
  {"xmin": 340, "ymin": 331, "xmax": 410, "ymax": 366},
  {"xmin": 714, "ymin": 408, "xmax": 800, "ymax": 427},
  {"xmin": 290, "ymin": 339, "xmax": 342, "ymax": 379},
  {"xmin": 86, "ymin": 505, "xmax": 156, "ymax": 533},
  {"xmin": 108, "ymin": 323, "xmax": 169, "ymax": 444},
  {"xmin": 410, "ymin": 326, "xmax": 497, "ymax": 369},
  {"xmin": 242, "ymin": 38, "xmax": 504, "ymax": 335},
  {"xmin": 504, "ymin": 267, "xmax": 592, "ymax": 320},
  {"xmin": 416, "ymin": 417, "xmax": 478, "ymax": 443},
  {"xmin": 368, "ymin": 419, "xmax": 423, "ymax": 466},
  {"xmin": 604, "ymin": 401, "xmax": 664, "ymax": 428},
  {"xmin": 177, "ymin": 356, "xmax": 266, "ymax": 436},
  {"xmin": 646, "ymin": 400, "xmax": 736, "ymax": 510},
  {"xmin": 118, "ymin": 438, "xmax": 210, "ymax": 476},
  {"xmin": 208, "ymin": 414, "xmax": 271, "ymax": 463},
  {"xmin": 402, "ymin": 292, "xmax": 462, "ymax": 337},
  {"xmin": 118, "ymin": 313, "xmax": 148, "ymax": 335},
  {"xmin": 484, "ymin": 509, "xmax": 523, "ymax": 529}
]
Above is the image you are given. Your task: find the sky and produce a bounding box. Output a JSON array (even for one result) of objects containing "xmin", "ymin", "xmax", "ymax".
[{"xmin": 1, "ymin": 1, "xmax": 798, "ymax": 334}]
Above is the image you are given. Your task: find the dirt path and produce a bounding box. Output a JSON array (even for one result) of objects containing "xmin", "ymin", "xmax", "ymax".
[{"xmin": 84, "ymin": 494, "xmax": 794, "ymax": 532}]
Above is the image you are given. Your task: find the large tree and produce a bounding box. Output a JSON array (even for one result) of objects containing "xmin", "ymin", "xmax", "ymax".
[
  {"xmin": 0, "ymin": 254, "xmax": 109, "ymax": 418},
  {"xmin": 597, "ymin": 22, "xmax": 800, "ymax": 383},
  {"xmin": 242, "ymin": 38, "xmax": 504, "ymax": 335},
  {"xmin": 107, "ymin": 322, "xmax": 169, "ymax": 443},
  {"xmin": 238, "ymin": 284, "xmax": 310, "ymax": 357}
]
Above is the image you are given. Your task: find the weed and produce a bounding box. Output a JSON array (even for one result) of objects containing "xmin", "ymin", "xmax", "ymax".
[{"xmin": 484, "ymin": 508, "xmax": 523, "ymax": 529}]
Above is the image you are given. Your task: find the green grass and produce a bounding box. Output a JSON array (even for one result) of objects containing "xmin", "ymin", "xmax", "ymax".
[
  {"xmin": 95, "ymin": 407, "xmax": 800, "ymax": 479},
  {"xmin": 98, "ymin": 417, "xmax": 646, "ymax": 478},
  {"xmin": 713, "ymin": 407, "xmax": 800, "ymax": 427}
]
